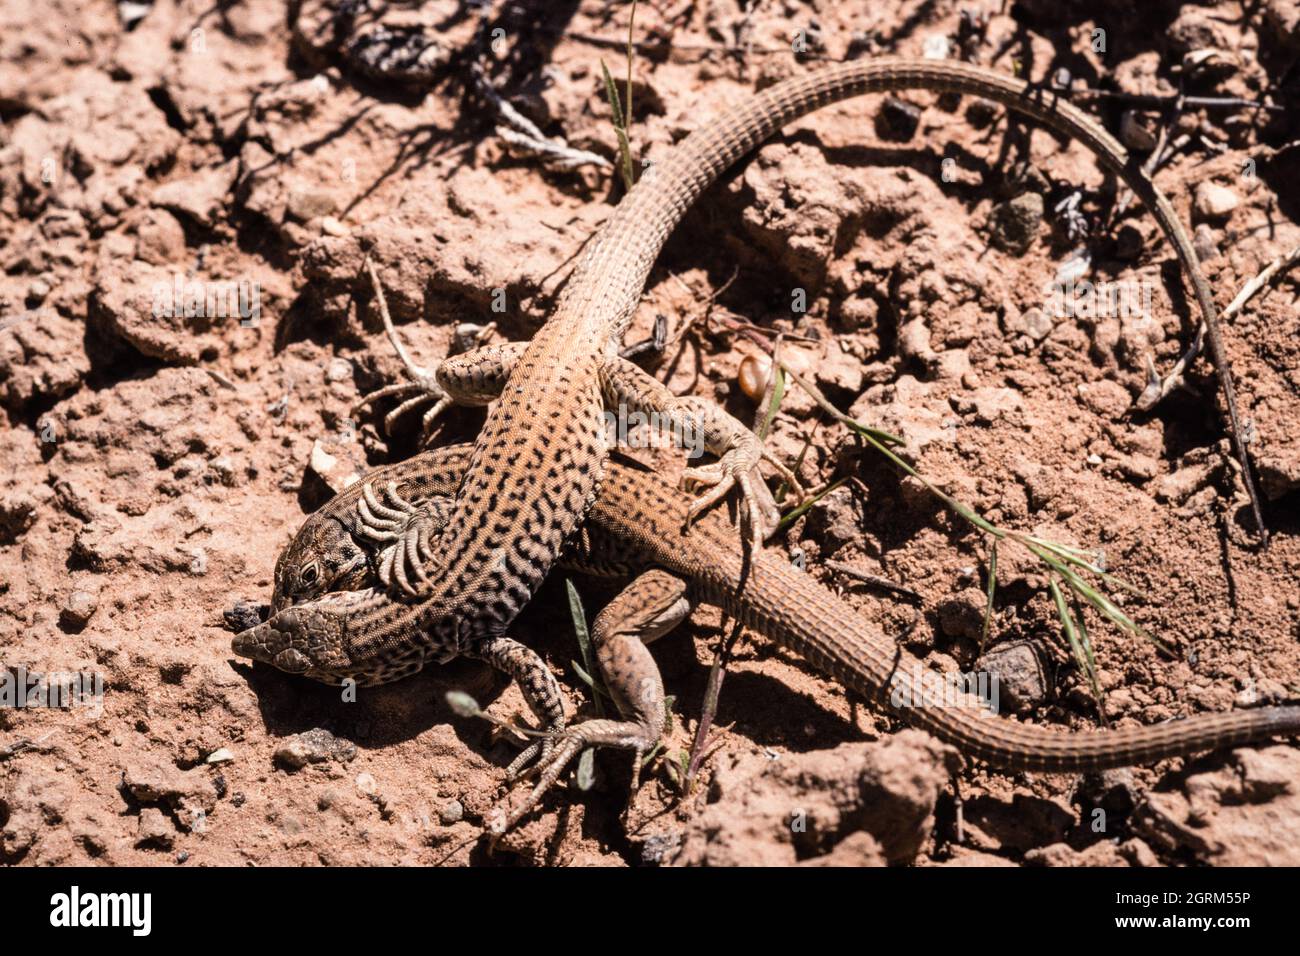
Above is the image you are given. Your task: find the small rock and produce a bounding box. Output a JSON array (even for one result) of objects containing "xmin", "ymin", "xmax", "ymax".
[
  {"xmin": 25, "ymin": 276, "xmax": 51, "ymax": 304},
  {"xmin": 223, "ymin": 599, "xmax": 266, "ymax": 633},
  {"xmin": 964, "ymin": 98, "xmax": 998, "ymax": 128},
  {"xmin": 135, "ymin": 807, "xmax": 174, "ymax": 849},
  {"xmin": 1024, "ymin": 840, "xmax": 1128, "ymax": 867},
  {"xmin": 205, "ymin": 748, "xmax": 235, "ymax": 765},
  {"xmin": 1077, "ymin": 767, "xmax": 1141, "ymax": 823},
  {"xmin": 814, "ymin": 340, "xmax": 864, "ymax": 395},
  {"xmin": 287, "ymin": 186, "xmax": 339, "ymax": 221},
  {"xmin": 897, "ymin": 317, "xmax": 937, "ymax": 367},
  {"xmin": 940, "ymin": 848, "xmax": 1018, "ymax": 867},
  {"xmin": 798, "ymin": 830, "xmax": 887, "ymax": 866},
  {"xmin": 1119, "ymin": 110, "xmax": 1159, "ymax": 151},
  {"xmin": 355, "ymin": 772, "xmax": 377, "ymax": 795},
  {"xmin": 274, "ymin": 728, "xmax": 357, "ymax": 771},
  {"xmin": 1114, "ymin": 453, "xmax": 1158, "ymax": 483},
  {"xmin": 321, "ymin": 215, "xmax": 350, "ymax": 237},
  {"xmin": 135, "ymin": 208, "xmax": 188, "ymax": 265},
  {"xmin": 640, "ymin": 831, "xmax": 682, "ymax": 866},
  {"xmin": 1114, "ymin": 225, "xmax": 1144, "ymax": 261},
  {"xmin": 1154, "ymin": 461, "xmax": 1213, "ymax": 504},
  {"xmin": 326, "ymin": 358, "xmax": 352, "ymax": 382},
  {"xmin": 936, "ymin": 588, "xmax": 986, "ymax": 641},
  {"xmin": 151, "ymin": 163, "xmax": 238, "ymax": 227},
  {"xmin": 876, "ymin": 96, "xmax": 921, "ymax": 141},
  {"xmin": 989, "ymin": 192, "xmax": 1043, "ymax": 255},
  {"xmin": 308, "ymin": 438, "xmax": 363, "ymax": 494},
  {"xmin": 949, "ymin": 387, "xmax": 1023, "ymax": 424},
  {"xmin": 977, "ymin": 641, "xmax": 1048, "ymax": 712},
  {"xmin": 1193, "ymin": 181, "xmax": 1239, "ymax": 221},
  {"xmin": 1118, "ymin": 837, "xmax": 1160, "ymax": 867},
  {"xmin": 1192, "ymin": 223, "xmax": 1220, "ymax": 261},
  {"xmin": 0, "ymin": 490, "xmax": 39, "ymax": 544},
  {"xmin": 1022, "ymin": 307, "xmax": 1053, "ymax": 341},
  {"xmin": 674, "ymin": 731, "xmax": 959, "ymax": 866},
  {"xmin": 121, "ymin": 758, "xmax": 218, "ymax": 832},
  {"xmin": 1077, "ymin": 379, "xmax": 1131, "ymax": 418},
  {"xmin": 809, "ymin": 485, "xmax": 864, "ymax": 550},
  {"xmin": 439, "ymin": 800, "xmax": 464, "ymax": 825},
  {"xmin": 60, "ymin": 589, "xmax": 99, "ymax": 630},
  {"xmin": 1257, "ymin": 451, "xmax": 1300, "ymax": 500},
  {"xmin": 206, "ymin": 455, "xmax": 236, "ymax": 488}
]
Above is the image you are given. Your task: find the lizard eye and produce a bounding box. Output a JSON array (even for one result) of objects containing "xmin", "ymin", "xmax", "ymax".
[{"xmin": 300, "ymin": 561, "xmax": 320, "ymax": 585}]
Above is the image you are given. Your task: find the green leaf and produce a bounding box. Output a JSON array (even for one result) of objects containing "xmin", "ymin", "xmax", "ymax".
[
  {"xmin": 576, "ymin": 748, "xmax": 596, "ymax": 791},
  {"xmin": 759, "ymin": 365, "xmax": 786, "ymax": 441},
  {"xmin": 778, "ymin": 476, "xmax": 848, "ymax": 530},
  {"xmin": 1050, "ymin": 577, "xmax": 1103, "ymax": 706},
  {"xmin": 980, "ymin": 539, "xmax": 998, "ymax": 648},
  {"xmin": 641, "ymin": 742, "xmax": 663, "ymax": 767},
  {"xmin": 600, "ymin": 59, "xmax": 635, "ymax": 190},
  {"xmin": 567, "ymin": 579, "xmax": 606, "ymax": 715},
  {"xmin": 600, "ymin": 60, "xmax": 625, "ymax": 129}
]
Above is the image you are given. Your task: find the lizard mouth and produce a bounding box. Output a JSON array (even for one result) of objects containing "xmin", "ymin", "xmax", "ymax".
[
  {"xmin": 230, "ymin": 626, "xmax": 272, "ymax": 663},
  {"xmin": 231, "ymin": 627, "xmax": 315, "ymax": 675}
]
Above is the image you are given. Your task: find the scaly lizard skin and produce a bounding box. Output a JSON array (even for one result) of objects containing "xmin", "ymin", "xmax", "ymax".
[
  {"xmin": 236, "ymin": 58, "xmax": 1256, "ymax": 732},
  {"xmin": 237, "ymin": 445, "xmax": 1298, "ymax": 831}
]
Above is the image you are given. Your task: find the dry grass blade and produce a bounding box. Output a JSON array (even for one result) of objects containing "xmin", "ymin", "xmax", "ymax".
[
  {"xmin": 778, "ymin": 476, "xmax": 847, "ymax": 530},
  {"xmin": 1050, "ymin": 578, "xmax": 1106, "ymax": 715},
  {"xmin": 683, "ymin": 618, "xmax": 742, "ymax": 794},
  {"xmin": 980, "ymin": 539, "xmax": 998, "ymax": 650},
  {"xmin": 775, "ymin": 358, "xmax": 1162, "ymax": 657}
]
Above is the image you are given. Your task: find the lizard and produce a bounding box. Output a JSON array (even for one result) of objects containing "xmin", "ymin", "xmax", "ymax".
[
  {"xmin": 234, "ymin": 442, "xmax": 1300, "ymax": 832},
  {"xmin": 239, "ymin": 57, "xmax": 1264, "ymax": 761}
]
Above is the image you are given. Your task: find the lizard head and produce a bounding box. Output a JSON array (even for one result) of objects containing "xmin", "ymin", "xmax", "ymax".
[
  {"xmin": 271, "ymin": 515, "xmax": 370, "ymax": 613},
  {"xmin": 231, "ymin": 588, "xmax": 375, "ymax": 684}
]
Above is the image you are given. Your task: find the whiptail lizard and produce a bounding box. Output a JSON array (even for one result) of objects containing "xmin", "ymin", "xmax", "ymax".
[
  {"xmin": 236, "ymin": 58, "xmax": 1263, "ymax": 765},
  {"xmin": 234, "ymin": 444, "xmax": 1298, "ymax": 831}
]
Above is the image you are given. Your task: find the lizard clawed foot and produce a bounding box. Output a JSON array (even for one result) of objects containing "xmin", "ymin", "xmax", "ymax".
[
  {"xmin": 503, "ymin": 733, "xmax": 557, "ymax": 781},
  {"xmin": 355, "ymin": 256, "xmax": 496, "ymax": 445},
  {"xmin": 681, "ymin": 447, "xmax": 803, "ymax": 549},
  {"xmin": 355, "ymin": 480, "xmax": 448, "ymax": 597},
  {"xmin": 486, "ymin": 719, "xmax": 656, "ymax": 834},
  {"xmin": 353, "ymin": 376, "xmax": 453, "ymax": 446}
]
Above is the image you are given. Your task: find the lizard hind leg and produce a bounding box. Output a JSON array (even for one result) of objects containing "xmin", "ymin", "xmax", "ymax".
[{"xmin": 488, "ymin": 570, "xmax": 689, "ymax": 834}]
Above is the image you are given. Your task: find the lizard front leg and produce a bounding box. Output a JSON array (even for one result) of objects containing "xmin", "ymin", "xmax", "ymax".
[
  {"xmin": 464, "ymin": 635, "xmax": 568, "ymax": 778},
  {"xmin": 354, "ymin": 340, "xmax": 524, "ymax": 442},
  {"xmin": 353, "ymin": 257, "xmax": 515, "ymax": 442},
  {"xmin": 487, "ymin": 569, "xmax": 688, "ymax": 833}
]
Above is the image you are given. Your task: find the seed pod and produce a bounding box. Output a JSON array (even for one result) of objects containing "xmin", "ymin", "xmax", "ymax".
[{"xmin": 738, "ymin": 352, "xmax": 773, "ymax": 401}]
